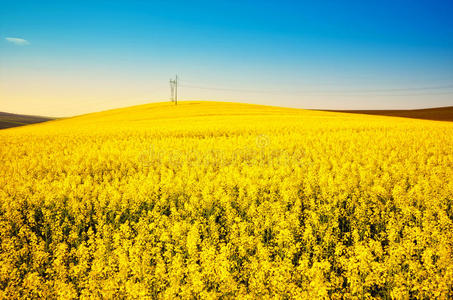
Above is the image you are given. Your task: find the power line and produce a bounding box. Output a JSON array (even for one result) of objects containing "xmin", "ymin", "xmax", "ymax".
[
  {"xmin": 175, "ymin": 75, "xmax": 178, "ymax": 105},
  {"xmin": 179, "ymin": 83, "xmax": 279, "ymax": 94},
  {"xmin": 179, "ymin": 81, "xmax": 453, "ymax": 96},
  {"xmin": 323, "ymin": 84, "xmax": 453, "ymax": 94}
]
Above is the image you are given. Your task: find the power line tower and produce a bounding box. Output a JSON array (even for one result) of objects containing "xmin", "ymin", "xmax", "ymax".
[
  {"xmin": 169, "ymin": 75, "xmax": 178, "ymax": 105},
  {"xmin": 169, "ymin": 78, "xmax": 175, "ymax": 103}
]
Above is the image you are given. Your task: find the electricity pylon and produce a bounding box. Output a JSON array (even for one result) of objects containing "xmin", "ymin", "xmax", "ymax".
[{"xmin": 169, "ymin": 75, "xmax": 178, "ymax": 105}]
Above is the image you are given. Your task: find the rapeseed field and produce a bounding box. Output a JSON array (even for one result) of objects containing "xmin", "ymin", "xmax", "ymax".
[{"xmin": 1, "ymin": 101, "xmax": 452, "ymax": 298}]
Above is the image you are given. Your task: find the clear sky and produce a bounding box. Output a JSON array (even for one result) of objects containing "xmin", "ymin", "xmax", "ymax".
[{"xmin": 1, "ymin": 0, "xmax": 453, "ymax": 117}]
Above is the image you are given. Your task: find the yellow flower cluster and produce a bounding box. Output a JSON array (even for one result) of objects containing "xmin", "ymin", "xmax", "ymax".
[{"xmin": 1, "ymin": 101, "xmax": 452, "ymax": 298}]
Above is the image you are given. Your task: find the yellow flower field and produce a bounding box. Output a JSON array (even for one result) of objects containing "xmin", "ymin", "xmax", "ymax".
[{"xmin": 1, "ymin": 101, "xmax": 452, "ymax": 298}]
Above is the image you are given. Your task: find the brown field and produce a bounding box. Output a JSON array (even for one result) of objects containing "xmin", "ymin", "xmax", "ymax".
[
  {"xmin": 326, "ymin": 106, "xmax": 453, "ymax": 122},
  {"xmin": 0, "ymin": 112, "xmax": 54, "ymax": 129}
]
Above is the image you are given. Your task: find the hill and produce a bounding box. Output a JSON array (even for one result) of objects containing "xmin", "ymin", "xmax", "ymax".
[
  {"xmin": 327, "ymin": 106, "xmax": 453, "ymax": 122},
  {"xmin": 0, "ymin": 111, "xmax": 54, "ymax": 129},
  {"xmin": 1, "ymin": 101, "xmax": 452, "ymax": 298},
  {"xmin": 4, "ymin": 101, "xmax": 349, "ymax": 133}
]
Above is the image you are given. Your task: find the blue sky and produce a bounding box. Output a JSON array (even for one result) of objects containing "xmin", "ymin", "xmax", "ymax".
[{"xmin": 1, "ymin": 0, "xmax": 453, "ymax": 116}]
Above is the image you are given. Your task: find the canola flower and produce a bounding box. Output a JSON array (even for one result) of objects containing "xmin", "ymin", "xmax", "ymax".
[{"xmin": 0, "ymin": 101, "xmax": 452, "ymax": 299}]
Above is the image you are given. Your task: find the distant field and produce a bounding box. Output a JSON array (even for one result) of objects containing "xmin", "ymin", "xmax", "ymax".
[
  {"xmin": 327, "ymin": 106, "xmax": 453, "ymax": 122},
  {"xmin": 1, "ymin": 101, "xmax": 452, "ymax": 298},
  {"xmin": 0, "ymin": 112, "xmax": 54, "ymax": 129}
]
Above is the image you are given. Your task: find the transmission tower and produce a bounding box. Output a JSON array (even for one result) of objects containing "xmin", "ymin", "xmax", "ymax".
[
  {"xmin": 169, "ymin": 78, "xmax": 174, "ymax": 103},
  {"xmin": 169, "ymin": 75, "xmax": 178, "ymax": 105}
]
